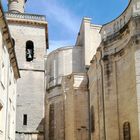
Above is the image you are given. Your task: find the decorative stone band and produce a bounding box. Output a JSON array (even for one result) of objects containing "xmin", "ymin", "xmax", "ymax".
[
  {"xmin": 5, "ymin": 12, "xmax": 46, "ymax": 22},
  {"xmin": 100, "ymin": 0, "xmax": 140, "ymax": 40}
]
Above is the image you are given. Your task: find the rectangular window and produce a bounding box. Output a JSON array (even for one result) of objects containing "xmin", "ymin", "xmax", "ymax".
[
  {"xmin": 0, "ymin": 103, "xmax": 3, "ymax": 131},
  {"xmin": 23, "ymin": 114, "xmax": 27, "ymax": 125},
  {"xmin": 90, "ymin": 106, "xmax": 95, "ymax": 133}
]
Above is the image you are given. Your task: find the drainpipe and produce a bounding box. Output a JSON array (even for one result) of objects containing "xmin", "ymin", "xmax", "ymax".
[
  {"xmin": 94, "ymin": 55, "xmax": 100, "ymax": 140},
  {"xmin": 86, "ymin": 71, "xmax": 91, "ymax": 140},
  {"xmin": 99, "ymin": 49, "xmax": 106, "ymax": 140}
]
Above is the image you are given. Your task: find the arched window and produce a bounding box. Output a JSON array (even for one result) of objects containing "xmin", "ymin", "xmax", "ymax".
[
  {"xmin": 49, "ymin": 104, "xmax": 55, "ymax": 139},
  {"xmin": 90, "ymin": 106, "xmax": 95, "ymax": 133},
  {"xmin": 12, "ymin": 38, "xmax": 15, "ymax": 47},
  {"xmin": 123, "ymin": 121, "xmax": 131, "ymax": 140},
  {"xmin": 114, "ymin": 23, "xmax": 116, "ymax": 32},
  {"xmin": 26, "ymin": 40, "xmax": 34, "ymax": 62},
  {"xmin": 120, "ymin": 19, "xmax": 123, "ymax": 28}
]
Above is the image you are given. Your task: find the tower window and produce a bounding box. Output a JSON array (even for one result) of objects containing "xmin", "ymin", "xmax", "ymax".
[
  {"xmin": 123, "ymin": 121, "xmax": 131, "ymax": 140},
  {"xmin": 26, "ymin": 41, "xmax": 34, "ymax": 62},
  {"xmin": 23, "ymin": 114, "xmax": 27, "ymax": 125}
]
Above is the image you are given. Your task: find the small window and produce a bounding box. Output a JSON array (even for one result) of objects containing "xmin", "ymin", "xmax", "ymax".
[
  {"xmin": 113, "ymin": 23, "xmax": 116, "ymax": 32},
  {"xmin": 0, "ymin": 103, "xmax": 3, "ymax": 130},
  {"xmin": 0, "ymin": 102, "xmax": 2, "ymax": 110},
  {"xmin": 123, "ymin": 121, "xmax": 131, "ymax": 140},
  {"xmin": 23, "ymin": 114, "xmax": 27, "ymax": 125},
  {"xmin": 26, "ymin": 41, "xmax": 34, "ymax": 62},
  {"xmin": 90, "ymin": 106, "xmax": 95, "ymax": 133},
  {"xmin": 12, "ymin": 38, "xmax": 15, "ymax": 47},
  {"xmin": 49, "ymin": 104, "xmax": 55, "ymax": 139}
]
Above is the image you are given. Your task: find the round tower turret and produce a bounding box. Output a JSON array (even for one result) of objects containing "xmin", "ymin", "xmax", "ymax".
[{"xmin": 8, "ymin": 0, "xmax": 27, "ymax": 13}]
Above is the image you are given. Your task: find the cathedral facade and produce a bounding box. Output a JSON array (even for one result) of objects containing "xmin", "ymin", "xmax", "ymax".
[
  {"xmin": 45, "ymin": 18, "xmax": 101, "ymax": 140},
  {"xmin": 1, "ymin": 0, "xmax": 140, "ymax": 140},
  {"xmin": 45, "ymin": 0, "xmax": 140, "ymax": 140},
  {"xmin": 89, "ymin": 0, "xmax": 140, "ymax": 139}
]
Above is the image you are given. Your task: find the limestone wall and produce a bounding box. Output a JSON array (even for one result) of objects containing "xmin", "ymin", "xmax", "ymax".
[
  {"xmin": 45, "ymin": 45, "xmax": 89, "ymax": 140},
  {"xmin": 16, "ymin": 71, "xmax": 45, "ymax": 132},
  {"xmin": 7, "ymin": 19, "xmax": 47, "ymax": 140},
  {"xmin": 76, "ymin": 18, "xmax": 101, "ymax": 67},
  {"xmin": 62, "ymin": 74, "xmax": 89, "ymax": 140},
  {"xmin": 88, "ymin": 11, "xmax": 140, "ymax": 140},
  {"xmin": 0, "ymin": 3, "xmax": 19, "ymax": 140},
  {"xmin": 0, "ymin": 30, "xmax": 17, "ymax": 140},
  {"xmin": 45, "ymin": 86, "xmax": 64, "ymax": 140},
  {"xmin": 46, "ymin": 46, "xmax": 83, "ymax": 88},
  {"xmin": 8, "ymin": 23, "xmax": 46, "ymax": 71},
  {"xmin": 46, "ymin": 73, "xmax": 89, "ymax": 140}
]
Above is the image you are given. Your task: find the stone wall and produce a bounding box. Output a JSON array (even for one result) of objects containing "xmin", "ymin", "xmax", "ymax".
[
  {"xmin": 88, "ymin": 11, "xmax": 140, "ymax": 140},
  {"xmin": 45, "ymin": 73, "xmax": 89, "ymax": 140},
  {"xmin": 62, "ymin": 74, "xmax": 89, "ymax": 140},
  {"xmin": 46, "ymin": 46, "xmax": 83, "ymax": 89},
  {"xmin": 0, "ymin": 2, "xmax": 19, "ymax": 140},
  {"xmin": 45, "ymin": 45, "xmax": 90, "ymax": 140},
  {"xmin": 76, "ymin": 18, "xmax": 101, "ymax": 67},
  {"xmin": 7, "ymin": 19, "xmax": 47, "ymax": 140},
  {"xmin": 0, "ymin": 19, "xmax": 17, "ymax": 140},
  {"xmin": 0, "ymin": 37, "xmax": 17, "ymax": 140},
  {"xmin": 45, "ymin": 86, "xmax": 64, "ymax": 140}
]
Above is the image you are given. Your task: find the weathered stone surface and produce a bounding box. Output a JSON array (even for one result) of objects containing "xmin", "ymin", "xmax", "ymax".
[
  {"xmin": 88, "ymin": 1, "xmax": 140, "ymax": 139},
  {"xmin": 7, "ymin": 12, "xmax": 48, "ymax": 140},
  {"xmin": 0, "ymin": 4, "xmax": 19, "ymax": 140}
]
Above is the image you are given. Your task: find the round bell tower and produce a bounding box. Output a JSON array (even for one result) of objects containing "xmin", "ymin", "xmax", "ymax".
[{"xmin": 8, "ymin": 0, "xmax": 27, "ymax": 13}]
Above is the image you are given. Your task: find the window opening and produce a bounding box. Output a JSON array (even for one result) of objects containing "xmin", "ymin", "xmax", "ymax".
[
  {"xmin": 23, "ymin": 114, "xmax": 27, "ymax": 125},
  {"xmin": 26, "ymin": 41, "xmax": 34, "ymax": 62}
]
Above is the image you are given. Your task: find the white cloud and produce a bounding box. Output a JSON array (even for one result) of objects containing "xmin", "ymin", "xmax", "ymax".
[{"xmin": 39, "ymin": 0, "xmax": 80, "ymax": 34}]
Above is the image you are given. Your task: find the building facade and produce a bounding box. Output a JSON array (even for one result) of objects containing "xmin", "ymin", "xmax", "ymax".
[
  {"xmin": 45, "ymin": 18, "xmax": 101, "ymax": 140},
  {"xmin": 45, "ymin": 0, "xmax": 140, "ymax": 139},
  {"xmin": 5, "ymin": 0, "xmax": 48, "ymax": 139},
  {"xmin": 0, "ymin": 1, "xmax": 20, "ymax": 140},
  {"xmin": 88, "ymin": 0, "xmax": 140, "ymax": 139},
  {"xmin": 61, "ymin": 73, "xmax": 89, "ymax": 140},
  {"xmin": 45, "ymin": 47, "xmax": 86, "ymax": 140},
  {"xmin": 2, "ymin": 0, "xmax": 140, "ymax": 140},
  {"xmin": 75, "ymin": 17, "xmax": 101, "ymax": 67}
]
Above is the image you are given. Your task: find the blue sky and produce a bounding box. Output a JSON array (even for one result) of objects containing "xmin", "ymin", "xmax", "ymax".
[{"xmin": 2, "ymin": 0, "xmax": 129, "ymax": 52}]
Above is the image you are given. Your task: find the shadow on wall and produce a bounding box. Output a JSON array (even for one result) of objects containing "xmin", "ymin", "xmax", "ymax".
[
  {"xmin": 72, "ymin": 47, "xmax": 84, "ymax": 73},
  {"xmin": 36, "ymin": 118, "xmax": 45, "ymax": 140}
]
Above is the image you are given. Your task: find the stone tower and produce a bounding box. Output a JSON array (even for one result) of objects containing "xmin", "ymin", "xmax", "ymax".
[
  {"xmin": 8, "ymin": 0, "xmax": 27, "ymax": 13},
  {"xmin": 6, "ymin": 0, "xmax": 48, "ymax": 139}
]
